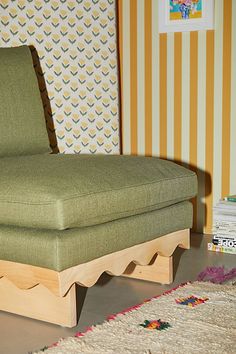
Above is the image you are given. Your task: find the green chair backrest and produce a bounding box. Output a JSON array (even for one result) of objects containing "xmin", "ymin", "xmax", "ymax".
[{"xmin": 0, "ymin": 46, "xmax": 50, "ymax": 157}]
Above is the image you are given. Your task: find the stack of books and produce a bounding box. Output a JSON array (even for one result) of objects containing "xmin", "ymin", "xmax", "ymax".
[{"xmin": 209, "ymin": 195, "xmax": 236, "ymax": 254}]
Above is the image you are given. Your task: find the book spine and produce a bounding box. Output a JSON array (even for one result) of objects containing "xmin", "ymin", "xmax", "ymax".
[
  {"xmin": 208, "ymin": 243, "xmax": 236, "ymax": 254},
  {"xmin": 224, "ymin": 197, "xmax": 236, "ymax": 202},
  {"xmin": 213, "ymin": 234, "xmax": 236, "ymax": 240},
  {"xmin": 212, "ymin": 237, "xmax": 236, "ymax": 248},
  {"xmin": 212, "ymin": 228, "xmax": 236, "ymax": 236}
]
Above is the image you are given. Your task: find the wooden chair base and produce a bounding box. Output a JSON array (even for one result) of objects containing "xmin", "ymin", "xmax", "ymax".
[
  {"xmin": 0, "ymin": 229, "xmax": 190, "ymax": 327},
  {"xmin": 123, "ymin": 254, "xmax": 173, "ymax": 284},
  {"xmin": 0, "ymin": 278, "xmax": 77, "ymax": 327}
]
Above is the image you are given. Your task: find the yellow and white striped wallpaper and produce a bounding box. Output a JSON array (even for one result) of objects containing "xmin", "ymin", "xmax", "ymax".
[{"xmin": 118, "ymin": 0, "xmax": 236, "ymax": 233}]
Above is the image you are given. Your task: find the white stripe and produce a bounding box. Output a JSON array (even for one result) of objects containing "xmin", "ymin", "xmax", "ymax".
[
  {"xmin": 197, "ymin": 30, "xmax": 206, "ymax": 232},
  {"xmin": 151, "ymin": 0, "xmax": 159, "ymax": 157},
  {"xmin": 213, "ymin": 0, "xmax": 223, "ymax": 205},
  {"xmin": 230, "ymin": 0, "xmax": 236, "ymax": 194},
  {"xmin": 181, "ymin": 32, "xmax": 190, "ymax": 165},
  {"xmin": 122, "ymin": 0, "xmax": 131, "ymax": 155},
  {"xmin": 137, "ymin": 0, "xmax": 145, "ymax": 156},
  {"xmin": 166, "ymin": 32, "xmax": 174, "ymax": 160}
]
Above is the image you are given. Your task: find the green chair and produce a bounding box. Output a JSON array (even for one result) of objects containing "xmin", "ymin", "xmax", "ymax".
[{"xmin": 0, "ymin": 46, "xmax": 197, "ymax": 327}]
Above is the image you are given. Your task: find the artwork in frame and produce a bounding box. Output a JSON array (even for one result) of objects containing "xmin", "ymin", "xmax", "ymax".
[{"xmin": 158, "ymin": 0, "xmax": 214, "ymax": 33}]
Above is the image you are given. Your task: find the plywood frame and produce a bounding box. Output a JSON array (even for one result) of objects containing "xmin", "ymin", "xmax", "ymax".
[{"xmin": 0, "ymin": 229, "xmax": 190, "ymax": 327}]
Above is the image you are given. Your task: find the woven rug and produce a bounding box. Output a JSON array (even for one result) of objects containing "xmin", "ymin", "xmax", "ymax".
[{"xmin": 34, "ymin": 281, "xmax": 236, "ymax": 354}]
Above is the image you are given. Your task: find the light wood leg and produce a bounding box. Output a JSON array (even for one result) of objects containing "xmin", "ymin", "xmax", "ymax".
[
  {"xmin": 0, "ymin": 277, "xmax": 77, "ymax": 327},
  {"xmin": 122, "ymin": 254, "xmax": 173, "ymax": 284}
]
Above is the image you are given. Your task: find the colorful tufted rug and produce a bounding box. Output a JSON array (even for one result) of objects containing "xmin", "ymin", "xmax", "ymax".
[{"xmin": 33, "ymin": 281, "xmax": 236, "ymax": 354}]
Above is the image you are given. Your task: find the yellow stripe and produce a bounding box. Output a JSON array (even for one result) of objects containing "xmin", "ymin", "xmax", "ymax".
[
  {"xmin": 159, "ymin": 34, "xmax": 167, "ymax": 159},
  {"xmin": 222, "ymin": 0, "xmax": 232, "ymax": 197},
  {"xmin": 122, "ymin": 0, "xmax": 131, "ymax": 154},
  {"xmin": 130, "ymin": 0, "xmax": 138, "ymax": 155},
  {"xmin": 231, "ymin": 0, "xmax": 236, "ymax": 194},
  {"xmin": 174, "ymin": 32, "xmax": 182, "ymax": 162},
  {"xmin": 145, "ymin": 0, "xmax": 152, "ymax": 156},
  {"xmin": 205, "ymin": 30, "xmax": 214, "ymax": 233},
  {"xmin": 190, "ymin": 31, "xmax": 198, "ymax": 230},
  {"xmin": 118, "ymin": 0, "xmax": 123, "ymax": 154}
]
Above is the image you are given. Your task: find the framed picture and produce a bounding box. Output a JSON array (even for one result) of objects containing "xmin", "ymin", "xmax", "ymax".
[{"xmin": 158, "ymin": 0, "xmax": 214, "ymax": 33}]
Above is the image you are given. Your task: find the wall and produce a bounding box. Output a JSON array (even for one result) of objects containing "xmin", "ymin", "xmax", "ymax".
[
  {"xmin": 0, "ymin": 0, "xmax": 120, "ymax": 154},
  {"xmin": 118, "ymin": 0, "xmax": 236, "ymax": 233}
]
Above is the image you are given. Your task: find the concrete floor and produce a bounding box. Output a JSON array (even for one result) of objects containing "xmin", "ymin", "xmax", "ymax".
[{"xmin": 0, "ymin": 233, "xmax": 235, "ymax": 354}]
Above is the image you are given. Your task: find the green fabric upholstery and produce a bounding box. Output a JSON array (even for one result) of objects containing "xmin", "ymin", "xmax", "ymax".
[
  {"xmin": 0, "ymin": 201, "xmax": 192, "ymax": 271},
  {"xmin": 0, "ymin": 154, "xmax": 197, "ymax": 230},
  {"xmin": 0, "ymin": 46, "xmax": 50, "ymax": 157},
  {"xmin": 0, "ymin": 47, "xmax": 195, "ymax": 275}
]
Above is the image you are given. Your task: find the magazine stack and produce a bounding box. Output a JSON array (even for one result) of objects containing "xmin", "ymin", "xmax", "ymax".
[{"xmin": 209, "ymin": 195, "xmax": 236, "ymax": 254}]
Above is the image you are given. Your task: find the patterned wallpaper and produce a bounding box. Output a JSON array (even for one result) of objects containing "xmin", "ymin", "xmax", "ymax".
[
  {"xmin": 118, "ymin": 0, "xmax": 236, "ymax": 233},
  {"xmin": 0, "ymin": 0, "xmax": 120, "ymax": 154}
]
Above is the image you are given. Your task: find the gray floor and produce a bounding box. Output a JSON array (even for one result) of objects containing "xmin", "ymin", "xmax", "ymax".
[{"xmin": 0, "ymin": 233, "xmax": 235, "ymax": 354}]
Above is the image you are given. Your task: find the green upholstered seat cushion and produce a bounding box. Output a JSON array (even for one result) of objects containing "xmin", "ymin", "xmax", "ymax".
[
  {"xmin": 0, "ymin": 154, "xmax": 197, "ymax": 230},
  {"xmin": 0, "ymin": 46, "xmax": 50, "ymax": 157},
  {"xmin": 0, "ymin": 201, "xmax": 192, "ymax": 271}
]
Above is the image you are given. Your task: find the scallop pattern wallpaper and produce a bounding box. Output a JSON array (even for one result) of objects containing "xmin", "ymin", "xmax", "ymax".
[{"xmin": 0, "ymin": 0, "xmax": 120, "ymax": 154}]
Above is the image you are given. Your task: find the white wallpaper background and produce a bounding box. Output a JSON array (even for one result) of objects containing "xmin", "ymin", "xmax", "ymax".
[{"xmin": 0, "ymin": 0, "xmax": 120, "ymax": 154}]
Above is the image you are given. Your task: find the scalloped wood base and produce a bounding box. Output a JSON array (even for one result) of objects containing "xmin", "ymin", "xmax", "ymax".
[
  {"xmin": 123, "ymin": 254, "xmax": 173, "ymax": 284},
  {"xmin": 0, "ymin": 229, "xmax": 190, "ymax": 327},
  {"xmin": 0, "ymin": 278, "xmax": 77, "ymax": 327}
]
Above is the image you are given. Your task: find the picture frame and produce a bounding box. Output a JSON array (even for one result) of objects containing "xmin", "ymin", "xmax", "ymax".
[{"xmin": 158, "ymin": 0, "xmax": 214, "ymax": 33}]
